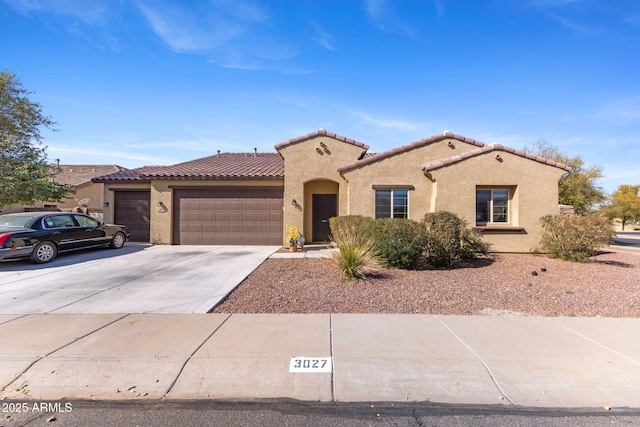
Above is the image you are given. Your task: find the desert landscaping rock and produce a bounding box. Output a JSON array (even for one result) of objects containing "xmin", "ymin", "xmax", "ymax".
[{"xmin": 213, "ymin": 250, "xmax": 640, "ymax": 317}]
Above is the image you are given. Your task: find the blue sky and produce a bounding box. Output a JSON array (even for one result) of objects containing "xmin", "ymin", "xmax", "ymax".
[{"xmin": 2, "ymin": 0, "xmax": 639, "ymax": 194}]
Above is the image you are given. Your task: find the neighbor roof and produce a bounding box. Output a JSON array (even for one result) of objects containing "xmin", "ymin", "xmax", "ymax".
[
  {"xmin": 92, "ymin": 166, "xmax": 166, "ymax": 182},
  {"xmin": 55, "ymin": 165, "xmax": 127, "ymax": 186},
  {"xmin": 92, "ymin": 153, "xmax": 284, "ymax": 182}
]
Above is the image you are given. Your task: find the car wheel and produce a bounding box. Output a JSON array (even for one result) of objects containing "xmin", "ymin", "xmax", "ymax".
[
  {"xmin": 31, "ymin": 241, "xmax": 58, "ymax": 264},
  {"xmin": 110, "ymin": 232, "xmax": 126, "ymax": 249}
]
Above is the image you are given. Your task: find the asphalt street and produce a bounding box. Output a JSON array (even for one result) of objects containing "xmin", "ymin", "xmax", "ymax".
[{"xmin": 3, "ymin": 401, "xmax": 640, "ymax": 427}]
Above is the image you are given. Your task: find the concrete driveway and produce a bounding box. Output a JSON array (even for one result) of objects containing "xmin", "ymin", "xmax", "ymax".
[{"xmin": 0, "ymin": 244, "xmax": 279, "ymax": 314}]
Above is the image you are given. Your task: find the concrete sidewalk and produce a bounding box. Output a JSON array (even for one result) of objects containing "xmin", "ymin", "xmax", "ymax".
[{"xmin": 1, "ymin": 313, "xmax": 638, "ymax": 408}]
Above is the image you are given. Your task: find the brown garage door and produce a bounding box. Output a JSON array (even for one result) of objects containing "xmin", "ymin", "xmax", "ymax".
[
  {"xmin": 173, "ymin": 188, "xmax": 283, "ymax": 245},
  {"xmin": 114, "ymin": 190, "xmax": 151, "ymax": 242}
]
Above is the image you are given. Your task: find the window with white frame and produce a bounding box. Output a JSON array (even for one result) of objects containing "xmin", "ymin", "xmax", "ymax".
[
  {"xmin": 476, "ymin": 189, "xmax": 509, "ymax": 225},
  {"xmin": 375, "ymin": 189, "xmax": 408, "ymax": 218}
]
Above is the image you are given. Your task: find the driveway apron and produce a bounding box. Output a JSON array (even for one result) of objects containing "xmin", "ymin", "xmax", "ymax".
[{"xmin": 0, "ymin": 245, "xmax": 279, "ymax": 314}]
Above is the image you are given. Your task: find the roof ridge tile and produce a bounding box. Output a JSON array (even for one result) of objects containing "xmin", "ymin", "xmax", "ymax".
[
  {"xmin": 422, "ymin": 145, "xmax": 573, "ymax": 173},
  {"xmin": 274, "ymin": 129, "xmax": 369, "ymax": 150}
]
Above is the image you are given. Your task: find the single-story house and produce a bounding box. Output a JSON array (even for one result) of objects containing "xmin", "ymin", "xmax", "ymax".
[
  {"xmin": 1, "ymin": 165, "xmax": 126, "ymax": 215},
  {"xmin": 93, "ymin": 130, "xmax": 571, "ymax": 252}
]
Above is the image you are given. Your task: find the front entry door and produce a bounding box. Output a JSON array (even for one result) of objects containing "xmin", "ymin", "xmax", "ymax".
[{"xmin": 312, "ymin": 194, "xmax": 337, "ymax": 242}]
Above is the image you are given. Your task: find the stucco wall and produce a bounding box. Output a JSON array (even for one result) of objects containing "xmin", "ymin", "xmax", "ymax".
[
  {"xmin": 59, "ymin": 183, "xmax": 105, "ymax": 211},
  {"xmin": 427, "ymin": 151, "xmax": 566, "ymax": 252},
  {"xmin": 277, "ymin": 135, "xmax": 366, "ymax": 244},
  {"xmin": 341, "ymin": 138, "xmax": 479, "ymax": 220}
]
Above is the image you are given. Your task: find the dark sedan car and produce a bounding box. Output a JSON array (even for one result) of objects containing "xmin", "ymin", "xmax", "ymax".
[{"xmin": 0, "ymin": 212, "xmax": 130, "ymax": 264}]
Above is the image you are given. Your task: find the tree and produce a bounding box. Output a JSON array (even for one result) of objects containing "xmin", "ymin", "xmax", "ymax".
[
  {"xmin": 525, "ymin": 139, "xmax": 605, "ymax": 215},
  {"xmin": 601, "ymin": 185, "xmax": 640, "ymax": 230},
  {"xmin": 0, "ymin": 71, "xmax": 72, "ymax": 207}
]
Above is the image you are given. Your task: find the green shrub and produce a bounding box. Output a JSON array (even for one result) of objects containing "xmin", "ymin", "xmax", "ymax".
[
  {"xmin": 328, "ymin": 222, "xmax": 380, "ymax": 279},
  {"xmin": 329, "ymin": 215, "xmax": 376, "ymax": 240},
  {"xmin": 539, "ymin": 214, "xmax": 615, "ymax": 262},
  {"xmin": 368, "ymin": 218, "xmax": 429, "ymax": 269},
  {"xmin": 459, "ymin": 226, "xmax": 490, "ymax": 260},
  {"xmin": 423, "ymin": 211, "xmax": 488, "ymax": 268}
]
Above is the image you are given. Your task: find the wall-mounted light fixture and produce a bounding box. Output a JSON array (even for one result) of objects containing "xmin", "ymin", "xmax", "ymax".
[
  {"xmin": 494, "ymin": 154, "xmax": 503, "ymax": 162},
  {"xmin": 157, "ymin": 201, "xmax": 168, "ymax": 213},
  {"xmin": 291, "ymin": 199, "xmax": 297, "ymax": 206},
  {"xmin": 103, "ymin": 202, "xmax": 110, "ymax": 208}
]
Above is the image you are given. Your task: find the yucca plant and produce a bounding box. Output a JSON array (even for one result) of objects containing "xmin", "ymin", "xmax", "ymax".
[{"xmin": 329, "ymin": 225, "xmax": 380, "ymax": 280}]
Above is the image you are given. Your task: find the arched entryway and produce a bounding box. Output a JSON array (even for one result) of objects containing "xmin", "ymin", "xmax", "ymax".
[{"xmin": 304, "ymin": 179, "xmax": 339, "ymax": 242}]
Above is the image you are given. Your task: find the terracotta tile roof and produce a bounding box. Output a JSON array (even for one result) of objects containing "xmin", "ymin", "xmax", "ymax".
[
  {"xmin": 274, "ymin": 129, "xmax": 369, "ymax": 151},
  {"xmin": 92, "ymin": 166, "xmax": 165, "ymax": 182},
  {"xmin": 422, "ymin": 144, "xmax": 573, "ymax": 173},
  {"xmin": 338, "ymin": 131, "xmax": 571, "ymax": 174},
  {"xmin": 145, "ymin": 153, "xmax": 283, "ymax": 180},
  {"xmin": 92, "ymin": 153, "xmax": 284, "ymax": 182},
  {"xmin": 55, "ymin": 165, "xmax": 127, "ymax": 186},
  {"xmin": 337, "ymin": 131, "xmax": 484, "ymax": 173}
]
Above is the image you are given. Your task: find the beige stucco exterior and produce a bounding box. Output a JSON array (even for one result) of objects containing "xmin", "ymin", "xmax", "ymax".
[
  {"xmin": 341, "ymin": 137, "xmax": 475, "ymax": 220},
  {"xmin": 276, "ymin": 135, "xmax": 367, "ymax": 242},
  {"xmin": 424, "ymin": 150, "xmax": 567, "ymax": 252},
  {"xmin": 278, "ymin": 133, "xmax": 568, "ymax": 252},
  {"xmin": 98, "ymin": 130, "xmax": 569, "ymax": 253}
]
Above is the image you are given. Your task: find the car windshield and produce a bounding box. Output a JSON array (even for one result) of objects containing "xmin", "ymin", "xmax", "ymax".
[{"xmin": 0, "ymin": 215, "xmax": 33, "ymax": 228}]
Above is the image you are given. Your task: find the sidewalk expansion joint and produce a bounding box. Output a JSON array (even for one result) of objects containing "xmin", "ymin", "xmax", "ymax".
[
  {"xmin": 0, "ymin": 313, "xmax": 130, "ymax": 393},
  {"xmin": 162, "ymin": 313, "xmax": 232, "ymax": 398},
  {"xmin": 329, "ymin": 314, "xmax": 335, "ymax": 403},
  {"xmin": 433, "ymin": 315, "xmax": 515, "ymax": 406},
  {"xmin": 558, "ymin": 323, "xmax": 640, "ymax": 366},
  {"xmin": 0, "ymin": 314, "xmax": 29, "ymax": 326}
]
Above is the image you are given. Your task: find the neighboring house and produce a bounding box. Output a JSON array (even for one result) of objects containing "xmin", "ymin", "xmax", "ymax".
[
  {"xmin": 93, "ymin": 130, "xmax": 571, "ymax": 251},
  {"xmin": 0, "ymin": 165, "xmax": 127, "ymax": 215},
  {"xmin": 54, "ymin": 165, "xmax": 128, "ymax": 212}
]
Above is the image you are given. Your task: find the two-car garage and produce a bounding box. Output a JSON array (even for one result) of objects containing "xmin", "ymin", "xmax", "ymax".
[
  {"xmin": 100, "ymin": 152, "xmax": 286, "ymax": 246},
  {"xmin": 172, "ymin": 187, "xmax": 283, "ymax": 245},
  {"xmin": 113, "ymin": 187, "xmax": 283, "ymax": 245}
]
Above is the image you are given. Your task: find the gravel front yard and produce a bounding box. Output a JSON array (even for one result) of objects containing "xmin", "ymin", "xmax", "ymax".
[{"xmin": 212, "ymin": 249, "xmax": 640, "ymax": 317}]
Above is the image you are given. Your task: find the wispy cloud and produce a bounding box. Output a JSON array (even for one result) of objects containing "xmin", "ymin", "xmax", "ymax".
[
  {"xmin": 310, "ymin": 22, "xmax": 336, "ymax": 51},
  {"xmin": 362, "ymin": 0, "xmax": 417, "ymax": 37},
  {"xmin": 48, "ymin": 145, "xmax": 172, "ymax": 167},
  {"xmin": 626, "ymin": 15, "xmax": 640, "ymax": 27},
  {"xmin": 134, "ymin": 0, "xmax": 311, "ymax": 72},
  {"xmin": 364, "ymin": 0, "xmax": 387, "ymax": 23},
  {"xmin": 433, "ymin": 0, "xmax": 445, "ymax": 18},
  {"xmin": 134, "ymin": 0, "xmax": 266, "ymax": 53},
  {"xmin": 349, "ymin": 110, "xmax": 423, "ymax": 132},
  {"xmin": 529, "ymin": 0, "xmax": 589, "ymax": 5},
  {"xmin": 0, "ymin": 0, "xmax": 121, "ymax": 48},
  {"xmin": 0, "ymin": 0, "xmax": 113, "ymax": 25},
  {"xmin": 591, "ymin": 97, "xmax": 640, "ymax": 125}
]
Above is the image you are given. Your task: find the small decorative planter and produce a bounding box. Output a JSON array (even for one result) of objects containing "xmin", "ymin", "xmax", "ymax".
[{"xmin": 289, "ymin": 246, "xmax": 298, "ymax": 252}]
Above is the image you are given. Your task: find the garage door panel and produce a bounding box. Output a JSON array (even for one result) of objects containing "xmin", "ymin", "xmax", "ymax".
[
  {"xmin": 174, "ymin": 188, "xmax": 283, "ymax": 245},
  {"xmin": 114, "ymin": 191, "xmax": 151, "ymax": 242}
]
